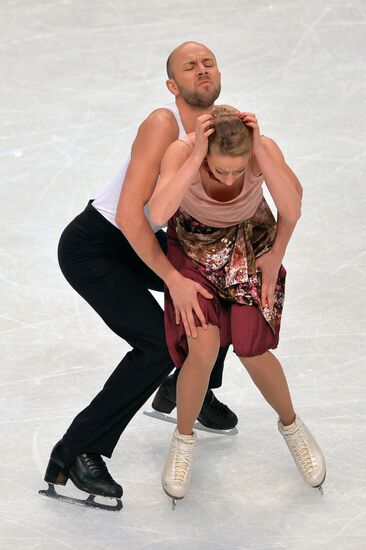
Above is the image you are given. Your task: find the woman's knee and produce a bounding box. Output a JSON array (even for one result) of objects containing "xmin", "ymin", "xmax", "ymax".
[
  {"xmin": 187, "ymin": 324, "xmax": 220, "ymax": 368},
  {"xmin": 239, "ymin": 351, "xmax": 269, "ymax": 369}
]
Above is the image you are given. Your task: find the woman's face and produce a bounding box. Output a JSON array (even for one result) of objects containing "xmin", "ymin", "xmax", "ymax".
[{"xmin": 206, "ymin": 153, "xmax": 250, "ymax": 186}]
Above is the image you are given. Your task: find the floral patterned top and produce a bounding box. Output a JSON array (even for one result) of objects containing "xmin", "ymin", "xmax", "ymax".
[{"xmin": 172, "ymin": 196, "xmax": 286, "ymax": 334}]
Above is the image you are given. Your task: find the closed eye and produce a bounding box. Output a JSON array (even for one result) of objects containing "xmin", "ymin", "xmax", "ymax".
[
  {"xmin": 216, "ymin": 168, "xmax": 245, "ymax": 175},
  {"xmin": 183, "ymin": 59, "xmax": 215, "ymax": 70}
]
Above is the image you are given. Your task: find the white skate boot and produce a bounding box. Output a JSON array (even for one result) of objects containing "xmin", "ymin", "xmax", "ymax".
[
  {"xmin": 278, "ymin": 414, "xmax": 326, "ymax": 494},
  {"xmin": 161, "ymin": 427, "xmax": 197, "ymax": 510}
]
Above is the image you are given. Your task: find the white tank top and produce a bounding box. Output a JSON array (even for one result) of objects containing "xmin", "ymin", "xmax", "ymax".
[{"xmin": 92, "ymin": 101, "xmax": 187, "ymax": 233}]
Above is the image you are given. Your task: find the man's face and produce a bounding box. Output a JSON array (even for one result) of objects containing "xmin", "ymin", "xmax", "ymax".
[{"xmin": 169, "ymin": 45, "xmax": 221, "ymax": 107}]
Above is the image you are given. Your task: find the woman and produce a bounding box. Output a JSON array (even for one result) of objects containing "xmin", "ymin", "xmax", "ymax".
[{"xmin": 149, "ymin": 106, "xmax": 326, "ymax": 507}]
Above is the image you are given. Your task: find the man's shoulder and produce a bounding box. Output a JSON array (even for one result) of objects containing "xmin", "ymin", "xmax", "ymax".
[
  {"xmin": 135, "ymin": 107, "xmax": 179, "ymax": 142},
  {"xmin": 144, "ymin": 107, "xmax": 178, "ymax": 128}
]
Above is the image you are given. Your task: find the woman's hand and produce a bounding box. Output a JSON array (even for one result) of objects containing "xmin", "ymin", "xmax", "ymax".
[
  {"xmin": 192, "ymin": 113, "xmax": 215, "ymax": 161},
  {"xmin": 166, "ymin": 272, "xmax": 213, "ymax": 338},
  {"xmin": 238, "ymin": 112, "xmax": 262, "ymax": 153},
  {"xmin": 255, "ymin": 249, "xmax": 283, "ymax": 312}
]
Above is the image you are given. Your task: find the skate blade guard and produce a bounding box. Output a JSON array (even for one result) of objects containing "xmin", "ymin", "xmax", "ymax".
[
  {"xmin": 39, "ymin": 483, "xmax": 123, "ymax": 511},
  {"xmin": 143, "ymin": 409, "xmax": 239, "ymax": 436}
]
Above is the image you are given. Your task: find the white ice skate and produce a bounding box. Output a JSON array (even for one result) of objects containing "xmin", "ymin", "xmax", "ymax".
[
  {"xmin": 278, "ymin": 414, "xmax": 326, "ymax": 494},
  {"xmin": 161, "ymin": 427, "xmax": 197, "ymax": 510}
]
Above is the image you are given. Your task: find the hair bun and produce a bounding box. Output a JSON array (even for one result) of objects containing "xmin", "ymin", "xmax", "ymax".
[{"xmin": 211, "ymin": 106, "xmax": 238, "ymax": 119}]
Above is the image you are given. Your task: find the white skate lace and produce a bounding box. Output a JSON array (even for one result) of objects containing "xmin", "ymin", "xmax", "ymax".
[
  {"xmin": 285, "ymin": 426, "xmax": 317, "ymax": 475},
  {"xmin": 170, "ymin": 437, "xmax": 195, "ymax": 483}
]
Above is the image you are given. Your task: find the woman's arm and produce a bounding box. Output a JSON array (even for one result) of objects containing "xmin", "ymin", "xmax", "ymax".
[
  {"xmin": 270, "ymin": 213, "xmax": 298, "ymax": 260},
  {"xmin": 255, "ymin": 213, "xmax": 298, "ymax": 312},
  {"xmin": 239, "ymin": 112, "xmax": 302, "ymax": 221},
  {"xmin": 253, "ymin": 139, "xmax": 302, "ymax": 311},
  {"xmin": 148, "ymin": 140, "xmax": 198, "ymax": 226},
  {"xmin": 149, "ymin": 114, "xmax": 215, "ymax": 226},
  {"xmin": 238, "ymin": 112, "xmax": 304, "ymax": 312},
  {"xmin": 254, "ymin": 135, "xmax": 303, "ymax": 222}
]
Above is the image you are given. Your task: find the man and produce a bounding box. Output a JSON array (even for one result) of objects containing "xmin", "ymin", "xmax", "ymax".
[{"xmin": 42, "ymin": 42, "xmax": 238, "ymax": 506}]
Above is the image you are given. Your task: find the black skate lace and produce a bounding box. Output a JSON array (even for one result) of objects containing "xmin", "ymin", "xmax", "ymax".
[
  {"xmin": 203, "ymin": 393, "xmax": 230, "ymax": 417},
  {"xmin": 83, "ymin": 454, "xmax": 112, "ymax": 478}
]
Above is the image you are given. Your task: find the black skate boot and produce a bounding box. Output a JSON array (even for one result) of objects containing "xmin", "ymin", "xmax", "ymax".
[
  {"xmin": 149, "ymin": 371, "xmax": 238, "ymax": 434},
  {"xmin": 39, "ymin": 440, "xmax": 123, "ymax": 511},
  {"xmin": 197, "ymin": 389, "xmax": 238, "ymax": 431}
]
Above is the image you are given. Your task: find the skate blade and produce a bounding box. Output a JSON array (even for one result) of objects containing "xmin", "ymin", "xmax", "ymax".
[
  {"xmin": 143, "ymin": 410, "xmax": 238, "ymax": 435},
  {"xmin": 163, "ymin": 487, "xmax": 182, "ymax": 510},
  {"xmin": 39, "ymin": 483, "xmax": 123, "ymax": 512},
  {"xmin": 314, "ymin": 470, "xmax": 326, "ymax": 496}
]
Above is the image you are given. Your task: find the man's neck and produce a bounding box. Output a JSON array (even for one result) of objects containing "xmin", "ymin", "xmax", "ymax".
[{"xmin": 175, "ymin": 97, "xmax": 215, "ymax": 133}]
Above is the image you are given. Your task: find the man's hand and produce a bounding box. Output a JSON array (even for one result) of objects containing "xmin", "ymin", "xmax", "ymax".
[
  {"xmin": 166, "ymin": 272, "xmax": 213, "ymax": 338},
  {"xmin": 255, "ymin": 249, "xmax": 283, "ymax": 312}
]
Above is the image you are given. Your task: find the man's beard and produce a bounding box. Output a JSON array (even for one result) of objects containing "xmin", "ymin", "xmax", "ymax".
[{"xmin": 176, "ymin": 81, "xmax": 221, "ymax": 107}]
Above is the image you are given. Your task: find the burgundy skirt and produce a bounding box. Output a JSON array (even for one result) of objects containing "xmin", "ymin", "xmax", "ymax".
[{"xmin": 164, "ymin": 218, "xmax": 282, "ymax": 369}]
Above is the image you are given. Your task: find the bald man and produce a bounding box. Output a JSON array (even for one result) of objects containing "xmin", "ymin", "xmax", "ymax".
[{"xmin": 42, "ymin": 42, "xmax": 238, "ymax": 507}]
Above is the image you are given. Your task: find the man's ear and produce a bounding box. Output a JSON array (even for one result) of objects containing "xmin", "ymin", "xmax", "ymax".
[{"xmin": 166, "ymin": 79, "xmax": 179, "ymax": 97}]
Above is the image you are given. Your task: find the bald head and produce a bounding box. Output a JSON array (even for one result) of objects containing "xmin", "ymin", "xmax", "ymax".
[{"xmin": 166, "ymin": 41, "xmax": 216, "ymax": 79}]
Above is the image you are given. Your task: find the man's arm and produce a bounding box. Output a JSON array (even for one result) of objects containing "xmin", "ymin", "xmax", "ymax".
[
  {"xmin": 116, "ymin": 109, "xmax": 213, "ymax": 338},
  {"xmin": 116, "ymin": 109, "xmax": 179, "ymax": 284}
]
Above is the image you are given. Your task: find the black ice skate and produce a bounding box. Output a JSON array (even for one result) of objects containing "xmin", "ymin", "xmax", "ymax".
[
  {"xmin": 144, "ymin": 372, "xmax": 239, "ymax": 435},
  {"xmin": 39, "ymin": 441, "xmax": 123, "ymax": 511}
]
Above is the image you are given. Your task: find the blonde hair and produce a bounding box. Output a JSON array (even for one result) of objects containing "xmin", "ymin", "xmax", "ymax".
[{"xmin": 208, "ymin": 106, "xmax": 253, "ymax": 157}]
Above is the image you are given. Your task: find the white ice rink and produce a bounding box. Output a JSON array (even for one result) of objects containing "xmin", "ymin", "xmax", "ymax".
[{"xmin": 1, "ymin": 0, "xmax": 366, "ymax": 548}]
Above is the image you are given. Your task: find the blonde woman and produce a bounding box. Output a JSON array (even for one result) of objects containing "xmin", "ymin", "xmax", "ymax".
[{"xmin": 149, "ymin": 106, "xmax": 326, "ymax": 507}]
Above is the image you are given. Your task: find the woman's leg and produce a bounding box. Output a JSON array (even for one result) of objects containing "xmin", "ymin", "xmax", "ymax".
[
  {"xmin": 230, "ymin": 303, "xmax": 295, "ymax": 426},
  {"xmin": 232, "ymin": 304, "xmax": 326, "ymax": 489},
  {"xmin": 239, "ymin": 351, "xmax": 296, "ymax": 426},
  {"xmin": 239, "ymin": 351, "xmax": 326, "ymax": 489},
  {"xmin": 176, "ymin": 324, "xmax": 221, "ymax": 435}
]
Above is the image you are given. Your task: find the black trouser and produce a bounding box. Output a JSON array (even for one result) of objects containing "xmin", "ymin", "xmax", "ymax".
[{"xmin": 58, "ymin": 201, "xmax": 228, "ymax": 458}]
